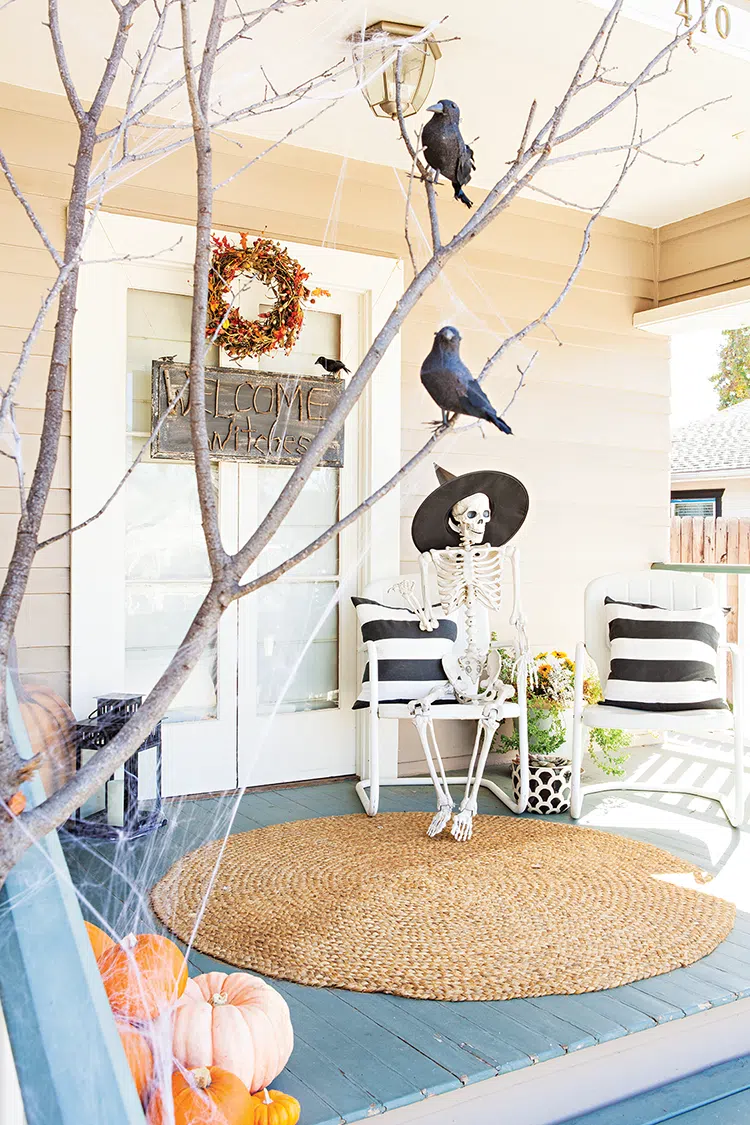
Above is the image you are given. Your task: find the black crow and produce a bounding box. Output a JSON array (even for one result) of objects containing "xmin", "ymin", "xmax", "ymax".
[
  {"xmin": 422, "ymin": 100, "xmax": 475, "ymax": 208},
  {"xmin": 315, "ymin": 356, "xmax": 350, "ymax": 376},
  {"xmin": 421, "ymin": 326, "xmax": 512, "ymax": 434}
]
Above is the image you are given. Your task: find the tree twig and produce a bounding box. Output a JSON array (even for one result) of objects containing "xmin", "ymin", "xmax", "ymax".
[
  {"xmin": 47, "ymin": 0, "xmax": 86, "ymax": 125},
  {"xmin": 501, "ymin": 353, "xmax": 539, "ymax": 416}
]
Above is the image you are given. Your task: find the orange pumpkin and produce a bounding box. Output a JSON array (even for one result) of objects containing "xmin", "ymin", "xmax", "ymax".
[
  {"xmin": 98, "ymin": 932, "xmax": 188, "ymax": 1021},
  {"xmin": 16, "ymin": 683, "xmax": 76, "ymax": 797},
  {"xmin": 85, "ymin": 920, "xmax": 115, "ymax": 961},
  {"xmin": 148, "ymin": 1066, "xmax": 254, "ymax": 1125},
  {"xmin": 173, "ymin": 971, "xmax": 293, "ymax": 1092},
  {"xmin": 248, "ymin": 1090, "xmax": 301, "ymax": 1125},
  {"xmin": 5, "ymin": 791, "xmax": 26, "ymax": 816},
  {"xmin": 117, "ymin": 1021, "xmax": 154, "ymax": 1103}
]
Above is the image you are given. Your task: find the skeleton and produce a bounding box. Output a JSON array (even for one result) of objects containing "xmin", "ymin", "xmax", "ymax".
[{"xmin": 406, "ymin": 492, "xmax": 530, "ymax": 841}]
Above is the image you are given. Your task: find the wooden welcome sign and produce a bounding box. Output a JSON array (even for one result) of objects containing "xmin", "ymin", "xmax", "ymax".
[{"xmin": 150, "ymin": 360, "xmax": 345, "ymax": 467}]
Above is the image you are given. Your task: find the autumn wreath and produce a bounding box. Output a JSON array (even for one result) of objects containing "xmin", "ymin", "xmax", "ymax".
[{"xmin": 206, "ymin": 233, "xmax": 329, "ymax": 360}]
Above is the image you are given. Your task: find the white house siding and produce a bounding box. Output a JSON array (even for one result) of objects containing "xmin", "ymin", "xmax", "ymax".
[{"xmin": 0, "ymin": 81, "xmax": 670, "ymax": 775}]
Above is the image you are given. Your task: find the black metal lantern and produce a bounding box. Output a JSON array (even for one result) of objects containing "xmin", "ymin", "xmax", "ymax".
[
  {"xmin": 66, "ymin": 694, "xmax": 165, "ymax": 841},
  {"xmin": 351, "ymin": 21, "xmax": 441, "ymax": 119}
]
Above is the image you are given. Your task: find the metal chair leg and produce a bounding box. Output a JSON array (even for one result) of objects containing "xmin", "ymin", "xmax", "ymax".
[{"xmin": 570, "ymin": 642, "xmax": 586, "ymax": 820}]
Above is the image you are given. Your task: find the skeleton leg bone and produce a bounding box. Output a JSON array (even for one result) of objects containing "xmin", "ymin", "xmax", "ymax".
[
  {"xmin": 409, "ymin": 700, "xmax": 454, "ymax": 836},
  {"xmin": 451, "ymin": 705, "xmax": 501, "ymax": 842}
]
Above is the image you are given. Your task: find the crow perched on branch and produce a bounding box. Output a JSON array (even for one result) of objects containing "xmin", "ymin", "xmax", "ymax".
[
  {"xmin": 315, "ymin": 356, "xmax": 350, "ymax": 376},
  {"xmin": 422, "ymin": 100, "xmax": 475, "ymax": 208},
  {"xmin": 421, "ymin": 326, "xmax": 512, "ymax": 434}
]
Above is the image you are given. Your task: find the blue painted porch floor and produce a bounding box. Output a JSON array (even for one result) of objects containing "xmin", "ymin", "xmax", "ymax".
[{"xmin": 61, "ymin": 752, "xmax": 750, "ymax": 1125}]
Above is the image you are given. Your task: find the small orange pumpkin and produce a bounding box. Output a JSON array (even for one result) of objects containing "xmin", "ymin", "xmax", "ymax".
[
  {"xmin": 98, "ymin": 932, "xmax": 188, "ymax": 1021},
  {"xmin": 85, "ymin": 920, "xmax": 115, "ymax": 961},
  {"xmin": 6, "ymin": 792, "xmax": 26, "ymax": 816},
  {"xmin": 16, "ymin": 683, "xmax": 76, "ymax": 796},
  {"xmin": 148, "ymin": 1066, "xmax": 254, "ymax": 1125},
  {"xmin": 248, "ymin": 1089, "xmax": 301, "ymax": 1125},
  {"xmin": 117, "ymin": 1021, "xmax": 154, "ymax": 1103}
]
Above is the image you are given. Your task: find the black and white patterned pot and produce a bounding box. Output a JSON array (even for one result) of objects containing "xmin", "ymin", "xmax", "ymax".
[{"xmin": 512, "ymin": 755, "xmax": 573, "ymax": 814}]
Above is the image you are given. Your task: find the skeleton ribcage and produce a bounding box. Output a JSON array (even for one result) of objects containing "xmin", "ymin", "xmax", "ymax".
[{"xmin": 430, "ymin": 546, "xmax": 505, "ymax": 615}]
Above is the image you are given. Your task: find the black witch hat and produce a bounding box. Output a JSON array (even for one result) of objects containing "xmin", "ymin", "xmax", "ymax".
[{"xmin": 411, "ymin": 464, "xmax": 529, "ymax": 553}]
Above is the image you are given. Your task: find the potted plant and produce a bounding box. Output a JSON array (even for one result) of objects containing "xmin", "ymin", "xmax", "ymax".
[{"xmin": 490, "ymin": 644, "xmax": 632, "ymax": 813}]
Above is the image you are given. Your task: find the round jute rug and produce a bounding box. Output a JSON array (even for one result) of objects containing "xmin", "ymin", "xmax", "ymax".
[{"xmin": 150, "ymin": 813, "xmax": 735, "ymax": 1001}]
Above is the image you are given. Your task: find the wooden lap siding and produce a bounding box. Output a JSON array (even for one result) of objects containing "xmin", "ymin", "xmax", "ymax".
[{"xmin": 657, "ymin": 198, "xmax": 750, "ymax": 306}]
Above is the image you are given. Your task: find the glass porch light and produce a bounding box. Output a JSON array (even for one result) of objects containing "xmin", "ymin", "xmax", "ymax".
[{"xmin": 351, "ymin": 21, "xmax": 441, "ymax": 119}]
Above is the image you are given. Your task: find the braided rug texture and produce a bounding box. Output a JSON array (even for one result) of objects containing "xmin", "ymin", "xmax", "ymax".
[{"xmin": 150, "ymin": 812, "xmax": 735, "ymax": 1001}]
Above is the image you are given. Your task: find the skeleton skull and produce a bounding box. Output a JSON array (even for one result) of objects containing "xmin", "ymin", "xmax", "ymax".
[{"xmin": 448, "ymin": 492, "xmax": 491, "ymax": 545}]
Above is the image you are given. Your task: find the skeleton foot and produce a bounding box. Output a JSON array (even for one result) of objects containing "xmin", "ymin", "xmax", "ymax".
[
  {"xmin": 428, "ymin": 801, "xmax": 454, "ymax": 837},
  {"xmin": 451, "ymin": 798, "xmax": 477, "ymax": 842}
]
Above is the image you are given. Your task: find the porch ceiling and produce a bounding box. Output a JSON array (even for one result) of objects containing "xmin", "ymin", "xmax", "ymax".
[{"xmin": 2, "ymin": 1, "xmax": 750, "ymax": 227}]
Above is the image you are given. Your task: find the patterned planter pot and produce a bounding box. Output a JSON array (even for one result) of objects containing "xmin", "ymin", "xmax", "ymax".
[{"xmin": 512, "ymin": 754, "xmax": 573, "ymax": 814}]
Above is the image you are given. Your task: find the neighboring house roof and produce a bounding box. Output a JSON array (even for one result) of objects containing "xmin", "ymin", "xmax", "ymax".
[{"xmin": 671, "ymin": 401, "xmax": 750, "ymax": 475}]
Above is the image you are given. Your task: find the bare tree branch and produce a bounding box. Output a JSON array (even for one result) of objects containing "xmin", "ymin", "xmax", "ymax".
[
  {"xmin": 403, "ymin": 131, "xmax": 422, "ymax": 277},
  {"xmin": 4, "ymin": 405, "xmax": 27, "ymax": 517},
  {"xmin": 0, "ymin": 0, "xmax": 146, "ymax": 818},
  {"xmin": 395, "ymin": 53, "xmax": 440, "ymax": 252},
  {"xmin": 47, "ymin": 0, "xmax": 86, "ymax": 125},
  {"xmin": 213, "ymin": 101, "xmax": 336, "ymax": 192},
  {"xmin": 180, "ymin": 0, "xmax": 230, "ymax": 575},
  {"xmin": 95, "ymin": 0, "xmax": 322, "ymax": 142},
  {"xmin": 501, "ymin": 353, "xmax": 539, "ymax": 416},
  {"xmin": 553, "ymin": 1, "xmax": 716, "ymax": 148}
]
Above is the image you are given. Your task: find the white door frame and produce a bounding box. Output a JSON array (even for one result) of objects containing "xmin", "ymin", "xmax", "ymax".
[{"xmin": 71, "ymin": 210, "xmax": 402, "ymax": 794}]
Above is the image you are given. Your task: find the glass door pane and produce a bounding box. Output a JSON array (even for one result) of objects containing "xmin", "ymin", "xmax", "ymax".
[
  {"xmin": 256, "ymin": 466, "xmax": 340, "ymax": 714},
  {"xmin": 125, "ymin": 290, "xmax": 220, "ymax": 721}
]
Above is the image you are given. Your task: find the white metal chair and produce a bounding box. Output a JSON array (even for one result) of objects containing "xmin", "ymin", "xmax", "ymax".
[
  {"xmin": 354, "ymin": 576, "xmax": 530, "ymax": 817},
  {"xmin": 571, "ymin": 570, "xmax": 746, "ymax": 827}
]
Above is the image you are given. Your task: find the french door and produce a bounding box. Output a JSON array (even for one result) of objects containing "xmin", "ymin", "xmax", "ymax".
[
  {"xmin": 72, "ymin": 213, "xmax": 403, "ymax": 798},
  {"xmin": 231, "ymin": 287, "xmax": 363, "ymax": 788}
]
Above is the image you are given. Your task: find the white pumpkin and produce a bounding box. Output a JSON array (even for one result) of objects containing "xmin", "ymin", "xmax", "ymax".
[{"xmin": 172, "ymin": 971, "xmax": 294, "ymax": 1092}]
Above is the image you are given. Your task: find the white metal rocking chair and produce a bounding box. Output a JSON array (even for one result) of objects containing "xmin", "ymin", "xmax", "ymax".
[
  {"xmin": 570, "ymin": 569, "xmax": 746, "ymax": 827},
  {"xmin": 354, "ymin": 576, "xmax": 530, "ymax": 819}
]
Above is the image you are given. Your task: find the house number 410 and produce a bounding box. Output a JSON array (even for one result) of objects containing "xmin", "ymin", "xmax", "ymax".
[{"xmin": 675, "ymin": 0, "xmax": 732, "ymax": 39}]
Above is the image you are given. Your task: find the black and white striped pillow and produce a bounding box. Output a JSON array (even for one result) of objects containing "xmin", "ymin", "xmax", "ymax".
[
  {"xmin": 602, "ymin": 597, "xmax": 727, "ymax": 712},
  {"xmin": 352, "ymin": 597, "xmax": 458, "ymax": 709}
]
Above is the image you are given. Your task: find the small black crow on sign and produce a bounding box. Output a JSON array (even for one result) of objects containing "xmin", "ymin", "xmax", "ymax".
[{"xmin": 315, "ymin": 356, "xmax": 350, "ymax": 376}]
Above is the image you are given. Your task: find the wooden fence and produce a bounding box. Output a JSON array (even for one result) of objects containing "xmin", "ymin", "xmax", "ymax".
[
  {"xmin": 670, "ymin": 515, "xmax": 750, "ymax": 567},
  {"xmin": 670, "ymin": 515, "xmax": 747, "ymax": 701}
]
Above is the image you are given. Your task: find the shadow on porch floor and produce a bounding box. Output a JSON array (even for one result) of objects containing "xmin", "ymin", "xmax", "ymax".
[{"xmin": 60, "ymin": 748, "xmax": 750, "ymax": 1125}]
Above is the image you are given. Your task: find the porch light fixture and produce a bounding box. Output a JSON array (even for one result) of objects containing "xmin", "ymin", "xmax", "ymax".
[{"xmin": 351, "ymin": 20, "xmax": 441, "ymax": 119}]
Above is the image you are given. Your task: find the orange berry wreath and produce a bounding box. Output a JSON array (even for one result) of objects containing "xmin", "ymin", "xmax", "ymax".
[{"xmin": 206, "ymin": 233, "xmax": 329, "ymax": 360}]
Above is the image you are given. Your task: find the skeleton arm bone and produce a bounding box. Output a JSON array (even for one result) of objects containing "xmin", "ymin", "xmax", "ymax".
[
  {"xmin": 418, "ymin": 552, "xmax": 440, "ymax": 630},
  {"xmin": 507, "ymin": 545, "xmax": 531, "ymax": 662},
  {"xmin": 390, "ymin": 579, "xmax": 434, "ymax": 631}
]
